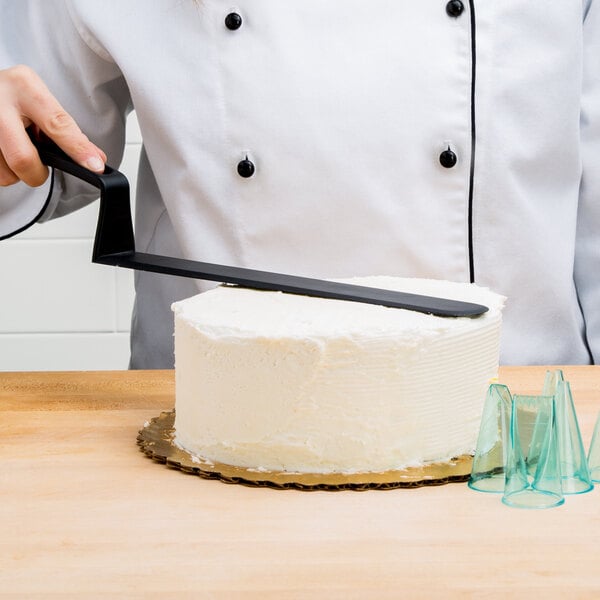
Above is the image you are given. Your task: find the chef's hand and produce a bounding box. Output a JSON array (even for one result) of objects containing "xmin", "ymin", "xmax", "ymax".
[{"xmin": 0, "ymin": 65, "xmax": 106, "ymax": 187}]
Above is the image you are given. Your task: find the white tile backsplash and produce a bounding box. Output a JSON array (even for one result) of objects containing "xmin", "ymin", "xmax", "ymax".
[
  {"xmin": 121, "ymin": 143, "xmax": 140, "ymax": 202},
  {"xmin": 0, "ymin": 239, "xmax": 116, "ymax": 333},
  {"xmin": 0, "ymin": 113, "xmax": 141, "ymax": 371},
  {"xmin": 0, "ymin": 333, "xmax": 131, "ymax": 371},
  {"xmin": 116, "ymin": 267, "xmax": 136, "ymax": 332},
  {"xmin": 126, "ymin": 110, "xmax": 143, "ymax": 144}
]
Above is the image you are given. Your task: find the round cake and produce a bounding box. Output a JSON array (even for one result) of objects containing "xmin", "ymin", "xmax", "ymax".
[{"xmin": 171, "ymin": 277, "xmax": 504, "ymax": 475}]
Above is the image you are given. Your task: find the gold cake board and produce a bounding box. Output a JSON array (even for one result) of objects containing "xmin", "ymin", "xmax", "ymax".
[{"xmin": 137, "ymin": 411, "xmax": 473, "ymax": 491}]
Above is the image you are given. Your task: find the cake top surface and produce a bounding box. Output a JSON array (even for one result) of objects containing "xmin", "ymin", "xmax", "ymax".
[{"xmin": 172, "ymin": 277, "xmax": 505, "ymax": 339}]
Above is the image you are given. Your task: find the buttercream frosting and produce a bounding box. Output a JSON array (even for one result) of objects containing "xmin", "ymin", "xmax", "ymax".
[{"xmin": 172, "ymin": 277, "xmax": 504, "ymax": 474}]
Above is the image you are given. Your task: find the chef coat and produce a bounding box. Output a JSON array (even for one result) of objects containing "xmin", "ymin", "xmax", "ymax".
[{"xmin": 1, "ymin": 0, "xmax": 599, "ymax": 368}]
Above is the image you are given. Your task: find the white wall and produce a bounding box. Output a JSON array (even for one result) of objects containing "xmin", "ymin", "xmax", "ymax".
[{"xmin": 0, "ymin": 114, "xmax": 141, "ymax": 371}]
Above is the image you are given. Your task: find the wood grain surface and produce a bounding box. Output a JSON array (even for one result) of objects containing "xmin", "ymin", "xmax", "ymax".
[{"xmin": 1, "ymin": 366, "xmax": 600, "ymax": 598}]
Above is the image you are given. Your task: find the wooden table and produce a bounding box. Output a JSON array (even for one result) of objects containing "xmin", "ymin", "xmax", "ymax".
[{"xmin": 1, "ymin": 367, "xmax": 599, "ymax": 598}]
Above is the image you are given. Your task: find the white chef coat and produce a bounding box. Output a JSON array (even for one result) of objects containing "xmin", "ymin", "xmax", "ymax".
[{"xmin": 1, "ymin": 0, "xmax": 599, "ymax": 368}]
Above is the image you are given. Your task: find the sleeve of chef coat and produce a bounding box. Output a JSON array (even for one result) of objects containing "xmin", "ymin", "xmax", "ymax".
[
  {"xmin": 576, "ymin": 0, "xmax": 600, "ymax": 364},
  {"xmin": 0, "ymin": 0, "xmax": 131, "ymax": 240}
]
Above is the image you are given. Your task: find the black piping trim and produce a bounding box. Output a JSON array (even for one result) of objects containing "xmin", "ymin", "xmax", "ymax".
[
  {"xmin": 467, "ymin": 0, "xmax": 477, "ymax": 283},
  {"xmin": 0, "ymin": 167, "xmax": 56, "ymax": 241},
  {"xmin": 575, "ymin": 283, "xmax": 595, "ymax": 364}
]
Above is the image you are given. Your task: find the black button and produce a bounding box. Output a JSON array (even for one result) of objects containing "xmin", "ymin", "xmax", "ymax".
[
  {"xmin": 439, "ymin": 148, "xmax": 457, "ymax": 168},
  {"xmin": 237, "ymin": 158, "xmax": 255, "ymax": 178},
  {"xmin": 225, "ymin": 12, "xmax": 243, "ymax": 30},
  {"xmin": 446, "ymin": 0, "xmax": 464, "ymax": 17}
]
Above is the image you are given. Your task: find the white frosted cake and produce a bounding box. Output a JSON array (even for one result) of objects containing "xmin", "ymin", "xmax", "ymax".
[{"xmin": 172, "ymin": 277, "xmax": 504, "ymax": 474}]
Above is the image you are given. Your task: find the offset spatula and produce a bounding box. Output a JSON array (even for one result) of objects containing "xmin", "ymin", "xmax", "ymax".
[{"xmin": 31, "ymin": 134, "xmax": 487, "ymax": 317}]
